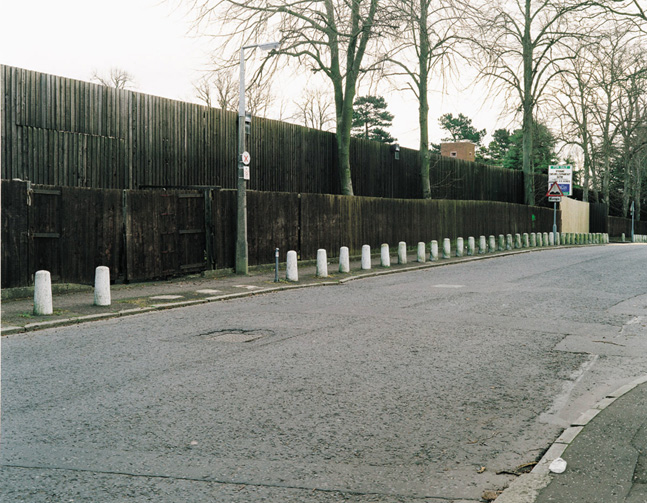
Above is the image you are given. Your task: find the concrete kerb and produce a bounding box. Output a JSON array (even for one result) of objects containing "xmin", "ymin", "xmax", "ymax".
[
  {"xmin": 1, "ymin": 242, "xmax": 607, "ymax": 337},
  {"xmin": 495, "ymin": 374, "xmax": 647, "ymax": 503}
]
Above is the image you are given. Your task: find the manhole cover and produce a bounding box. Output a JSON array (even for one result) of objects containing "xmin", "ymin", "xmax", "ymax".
[{"xmin": 201, "ymin": 329, "xmax": 272, "ymax": 343}]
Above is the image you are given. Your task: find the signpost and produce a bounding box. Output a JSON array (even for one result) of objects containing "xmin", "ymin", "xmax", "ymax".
[
  {"xmin": 548, "ymin": 165, "xmax": 573, "ymax": 196},
  {"xmin": 546, "ymin": 182, "xmax": 564, "ymax": 244}
]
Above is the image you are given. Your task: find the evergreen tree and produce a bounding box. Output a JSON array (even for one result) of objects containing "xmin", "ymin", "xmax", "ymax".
[
  {"xmin": 438, "ymin": 113, "xmax": 487, "ymax": 146},
  {"xmin": 351, "ymin": 96, "xmax": 397, "ymax": 143},
  {"xmin": 503, "ymin": 122, "xmax": 557, "ymax": 174}
]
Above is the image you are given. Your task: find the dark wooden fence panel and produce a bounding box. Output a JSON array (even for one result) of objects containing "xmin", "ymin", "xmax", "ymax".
[
  {"xmin": 1, "ymin": 180, "xmax": 30, "ymax": 287},
  {"xmin": 4, "ymin": 64, "xmax": 549, "ymax": 205},
  {"xmin": 608, "ymin": 216, "xmax": 647, "ymax": 237}
]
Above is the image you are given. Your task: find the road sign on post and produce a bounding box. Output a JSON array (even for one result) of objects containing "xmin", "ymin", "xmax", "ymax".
[{"xmin": 548, "ymin": 165, "xmax": 573, "ymax": 196}]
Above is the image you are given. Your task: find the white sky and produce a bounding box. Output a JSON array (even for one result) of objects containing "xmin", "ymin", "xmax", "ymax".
[{"xmin": 0, "ymin": 0, "xmax": 509, "ymax": 149}]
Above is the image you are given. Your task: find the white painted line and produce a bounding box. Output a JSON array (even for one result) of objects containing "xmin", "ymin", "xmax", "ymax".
[
  {"xmin": 432, "ymin": 284, "xmax": 465, "ymax": 288},
  {"xmin": 196, "ymin": 289, "xmax": 222, "ymax": 294},
  {"xmin": 234, "ymin": 285, "xmax": 264, "ymax": 290},
  {"xmin": 149, "ymin": 295, "xmax": 184, "ymax": 300}
]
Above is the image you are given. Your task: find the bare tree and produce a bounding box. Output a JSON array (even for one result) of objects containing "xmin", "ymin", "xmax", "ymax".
[
  {"xmin": 291, "ymin": 88, "xmax": 335, "ymax": 131},
  {"xmin": 186, "ymin": 0, "xmax": 387, "ymax": 195},
  {"xmin": 212, "ymin": 69, "xmax": 238, "ymax": 111},
  {"xmin": 90, "ymin": 67, "xmax": 136, "ymax": 89},
  {"xmin": 193, "ymin": 75, "xmax": 213, "ymax": 107},
  {"xmin": 469, "ymin": 0, "xmax": 605, "ymax": 205},
  {"xmin": 385, "ymin": 0, "xmax": 461, "ymax": 199}
]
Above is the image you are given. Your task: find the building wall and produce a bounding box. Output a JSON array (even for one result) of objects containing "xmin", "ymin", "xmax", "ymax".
[
  {"xmin": 560, "ymin": 197, "xmax": 590, "ymax": 234},
  {"xmin": 440, "ymin": 142, "xmax": 476, "ymax": 162}
]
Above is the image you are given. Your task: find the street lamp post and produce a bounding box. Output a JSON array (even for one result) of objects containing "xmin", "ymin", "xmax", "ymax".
[{"xmin": 236, "ymin": 41, "xmax": 280, "ymax": 275}]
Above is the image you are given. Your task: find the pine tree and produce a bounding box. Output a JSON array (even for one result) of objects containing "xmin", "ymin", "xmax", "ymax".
[{"xmin": 351, "ymin": 96, "xmax": 397, "ymax": 144}]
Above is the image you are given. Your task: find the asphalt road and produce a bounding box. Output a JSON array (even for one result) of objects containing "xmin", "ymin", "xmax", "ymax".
[{"xmin": 2, "ymin": 245, "xmax": 647, "ymax": 502}]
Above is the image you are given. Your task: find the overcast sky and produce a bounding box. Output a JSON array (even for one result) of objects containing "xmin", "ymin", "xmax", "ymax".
[{"xmin": 0, "ymin": 0, "xmax": 506, "ymax": 149}]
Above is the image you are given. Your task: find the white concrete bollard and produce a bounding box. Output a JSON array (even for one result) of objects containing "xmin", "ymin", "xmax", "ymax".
[
  {"xmin": 361, "ymin": 245, "xmax": 371, "ymax": 270},
  {"xmin": 555, "ymin": 232, "xmax": 560, "ymax": 246},
  {"xmin": 622, "ymin": 232, "xmax": 626, "ymax": 242},
  {"xmin": 523, "ymin": 233, "xmax": 529, "ymax": 248},
  {"xmin": 430, "ymin": 240, "xmax": 439, "ymax": 261},
  {"xmin": 479, "ymin": 236, "xmax": 487, "ymax": 254},
  {"xmin": 442, "ymin": 238, "xmax": 451, "ymax": 259},
  {"xmin": 536, "ymin": 233, "xmax": 543, "ymax": 247},
  {"xmin": 286, "ymin": 250, "xmax": 299, "ymax": 281},
  {"xmin": 417, "ymin": 242, "xmax": 426, "ymax": 263},
  {"xmin": 381, "ymin": 244, "xmax": 390, "ymax": 267},
  {"xmin": 398, "ymin": 241, "xmax": 407, "ymax": 264},
  {"xmin": 489, "ymin": 235, "xmax": 496, "ymax": 253},
  {"xmin": 506, "ymin": 234, "xmax": 513, "ymax": 250},
  {"xmin": 316, "ymin": 249, "xmax": 328, "ymax": 277},
  {"xmin": 498, "ymin": 234, "xmax": 505, "ymax": 251},
  {"xmin": 34, "ymin": 270, "xmax": 53, "ymax": 315},
  {"xmin": 339, "ymin": 246, "xmax": 350, "ymax": 273},
  {"xmin": 543, "ymin": 232, "xmax": 549, "ymax": 246},
  {"xmin": 530, "ymin": 232, "xmax": 536, "ymax": 247},
  {"xmin": 549, "ymin": 233, "xmax": 555, "ymax": 246},
  {"xmin": 467, "ymin": 237, "xmax": 475, "ymax": 256},
  {"xmin": 456, "ymin": 237, "xmax": 464, "ymax": 257},
  {"xmin": 94, "ymin": 266, "xmax": 111, "ymax": 306},
  {"xmin": 515, "ymin": 233, "xmax": 522, "ymax": 249}
]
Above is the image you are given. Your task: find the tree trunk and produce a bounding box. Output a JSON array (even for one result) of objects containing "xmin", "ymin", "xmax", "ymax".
[
  {"xmin": 419, "ymin": 2, "xmax": 431, "ymax": 199},
  {"xmin": 521, "ymin": 0, "xmax": 535, "ymax": 206}
]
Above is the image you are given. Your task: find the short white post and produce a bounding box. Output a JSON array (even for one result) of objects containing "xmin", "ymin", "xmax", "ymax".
[
  {"xmin": 34, "ymin": 270, "xmax": 53, "ymax": 315},
  {"xmin": 555, "ymin": 232, "xmax": 560, "ymax": 246},
  {"xmin": 398, "ymin": 241, "xmax": 407, "ymax": 264},
  {"xmin": 543, "ymin": 232, "xmax": 549, "ymax": 246},
  {"xmin": 417, "ymin": 242, "xmax": 426, "ymax": 263},
  {"xmin": 489, "ymin": 235, "xmax": 496, "ymax": 253},
  {"xmin": 361, "ymin": 245, "xmax": 371, "ymax": 270},
  {"xmin": 430, "ymin": 240, "xmax": 439, "ymax": 261},
  {"xmin": 381, "ymin": 243, "xmax": 390, "ymax": 267},
  {"xmin": 530, "ymin": 232, "xmax": 536, "ymax": 247},
  {"xmin": 536, "ymin": 232, "xmax": 543, "ymax": 247},
  {"xmin": 523, "ymin": 233, "xmax": 529, "ymax": 248},
  {"xmin": 316, "ymin": 249, "xmax": 328, "ymax": 277},
  {"xmin": 515, "ymin": 233, "xmax": 522, "ymax": 249},
  {"xmin": 622, "ymin": 232, "xmax": 626, "ymax": 242},
  {"xmin": 442, "ymin": 238, "xmax": 451, "ymax": 259},
  {"xmin": 548, "ymin": 232, "xmax": 555, "ymax": 246},
  {"xmin": 506, "ymin": 234, "xmax": 513, "ymax": 250},
  {"xmin": 456, "ymin": 237, "xmax": 464, "ymax": 257},
  {"xmin": 339, "ymin": 246, "xmax": 350, "ymax": 273},
  {"xmin": 94, "ymin": 266, "xmax": 111, "ymax": 306},
  {"xmin": 498, "ymin": 234, "xmax": 505, "ymax": 251},
  {"xmin": 286, "ymin": 250, "xmax": 299, "ymax": 281},
  {"xmin": 479, "ymin": 236, "xmax": 486, "ymax": 254},
  {"xmin": 467, "ymin": 237, "xmax": 475, "ymax": 256}
]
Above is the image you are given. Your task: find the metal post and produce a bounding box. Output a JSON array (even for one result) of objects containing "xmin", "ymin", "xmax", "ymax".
[
  {"xmin": 631, "ymin": 201, "xmax": 635, "ymax": 243},
  {"xmin": 236, "ymin": 47, "xmax": 248, "ymax": 275},
  {"xmin": 553, "ymin": 202, "xmax": 557, "ymax": 244},
  {"xmin": 274, "ymin": 248, "xmax": 279, "ymax": 282}
]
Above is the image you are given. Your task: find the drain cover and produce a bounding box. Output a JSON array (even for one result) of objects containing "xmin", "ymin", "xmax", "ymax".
[{"xmin": 202, "ymin": 329, "xmax": 271, "ymax": 343}]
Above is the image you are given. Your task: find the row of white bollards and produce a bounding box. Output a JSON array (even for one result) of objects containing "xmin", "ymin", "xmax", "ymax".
[
  {"xmin": 33, "ymin": 266, "xmax": 111, "ymax": 315},
  {"xmin": 283, "ymin": 231, "xmax": 611, "ymax": 282}
]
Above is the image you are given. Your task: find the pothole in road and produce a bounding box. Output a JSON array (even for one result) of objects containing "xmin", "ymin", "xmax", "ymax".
[{"xmin": 199, "ymin": 329, "xmax": 274, "ymax": 343}]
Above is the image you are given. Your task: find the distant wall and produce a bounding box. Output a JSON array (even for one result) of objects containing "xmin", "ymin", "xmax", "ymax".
[{"xmin": 560, "ymin": 197, "xmax": 589, "ymax": 234}]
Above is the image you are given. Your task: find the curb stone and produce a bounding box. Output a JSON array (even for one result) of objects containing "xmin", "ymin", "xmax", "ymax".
[{"xmin": 495, "ymin": 374, "xmax": 647, "ymax": 503}]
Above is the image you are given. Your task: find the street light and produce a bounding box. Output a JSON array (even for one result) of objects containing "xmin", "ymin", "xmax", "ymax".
[{"xmin": 236, "ymin": 41, "xmax": 280, "ymax": 275}]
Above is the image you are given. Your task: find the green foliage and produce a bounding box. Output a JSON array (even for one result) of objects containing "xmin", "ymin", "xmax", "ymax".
[
  {"xmin": 438, "ymin": 113, "xmax": 487, "ymax": 146},
  {"xmin": 496, "ymin": 122, "xmax": 557, "ymax": 173},
  {"xmin": 351, "ymin": 96, "xmax": 397, "ymax": 144}
]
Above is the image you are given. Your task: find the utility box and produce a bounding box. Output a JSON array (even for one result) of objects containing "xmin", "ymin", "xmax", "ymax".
[{"xmin": 440, "ymin": 141, "xmax": 475, "ymax": 162}]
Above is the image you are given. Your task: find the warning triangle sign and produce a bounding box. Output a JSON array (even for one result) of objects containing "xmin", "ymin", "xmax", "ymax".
[{"xmin": 546, "ymin": 182, "xmax": 564, "ymax": 197}]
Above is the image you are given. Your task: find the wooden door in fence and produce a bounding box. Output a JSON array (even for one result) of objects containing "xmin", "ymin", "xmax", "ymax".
[
  {"xmin": 29, "ymin": 187, "xmax": 62, "ymax": 282},
  {"xmin": 124, "ymin": 190, "xmax": 207, "ymax": 281}
]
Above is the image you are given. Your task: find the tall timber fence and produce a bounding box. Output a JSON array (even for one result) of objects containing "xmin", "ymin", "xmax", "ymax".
[
  {"xmin": 1, "ymin": 65, "xmax": 539, "ymax": 202},
  {"xmin": 2, "ymin": 180, "xmax": 564, "ymax": 288}
]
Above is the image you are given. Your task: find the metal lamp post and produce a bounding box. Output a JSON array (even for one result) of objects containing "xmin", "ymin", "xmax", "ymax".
[{"xmin": 236, "ymin": 41, "xmax": 280, "ymax": 275}]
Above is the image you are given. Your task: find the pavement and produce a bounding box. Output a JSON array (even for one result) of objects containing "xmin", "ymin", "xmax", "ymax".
[{"xmin": 2, "ymin": 241, "xmax": 646, "ymax": 503}]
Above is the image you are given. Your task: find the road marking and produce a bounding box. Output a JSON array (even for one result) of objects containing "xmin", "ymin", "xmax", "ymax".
[
  {"xmin": 234, "ymin": 285, "xmax": 264, "ymax": 290},
  {"xmin": 432, "ymin": 284, "xmax": 465, "ymax": 288},
  {"xmin": 196, "ymin": 289, "xmax": 221, "ymax": 295},
  {"xmin": 149, "ymin": 295, "xmax": 184, "ymax": 300}
]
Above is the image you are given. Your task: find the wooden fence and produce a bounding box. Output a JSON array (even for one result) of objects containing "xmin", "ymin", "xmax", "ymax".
[
  {"xmin": 2, "ymin": 64, "xmax": 535, "ymax": 203},
  {"xmin": 2, "ymin": 180, "xmax": 561, "ymax": 288}
]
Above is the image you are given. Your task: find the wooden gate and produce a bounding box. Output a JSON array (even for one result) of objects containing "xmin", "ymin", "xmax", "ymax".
[{"xmin": 29, "ymin": 187, "xmax": 62, "ymax": 282}]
